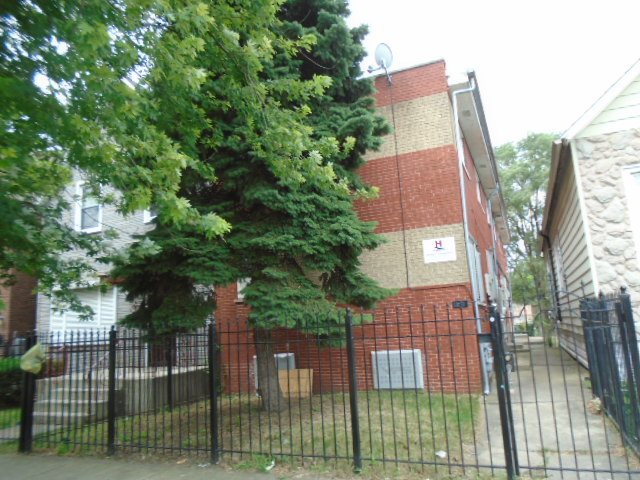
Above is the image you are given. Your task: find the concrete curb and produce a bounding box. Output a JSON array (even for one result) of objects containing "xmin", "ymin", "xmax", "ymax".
[{"xmin": 0, "ymin": 453, "xmax": 295, "ymax": 480}]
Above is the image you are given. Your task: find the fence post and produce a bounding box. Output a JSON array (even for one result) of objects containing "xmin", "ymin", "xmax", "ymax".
[
  {"xmin": 107, "ymin": 326, "xmax": 117, "ymax": 456},
  {"xmin": 619, "ymin": 288, "xmax": 640, "ymax": 388},
  {"xmin": 488, "ymin": 304, "xmax": 520, "ymax": 480},
  {"xmin": 208, "ymin": 321, "xmax": 220, "ymax": 464},
  {"xmin": 166, "ymin": 337, "xmax": 173, "ymax": 412},
  {"xmin": 344, "ymin": 309, "xmax": 362, "ymax": 472},
  {"xmin": 18, "ymin": 333, "xmax": 37, "ymax": 453}
]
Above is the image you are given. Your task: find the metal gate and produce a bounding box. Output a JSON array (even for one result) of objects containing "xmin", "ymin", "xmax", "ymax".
[
  {"xmin": 0, "ymin": 333, "xmax": 33, "ymax": 448},
  {"xmin": 491, "ymin": 291, "xmax": 640, "ymax": 479}
]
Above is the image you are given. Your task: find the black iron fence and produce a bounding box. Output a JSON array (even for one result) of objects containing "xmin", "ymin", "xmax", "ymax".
[
  {"xmin": 0, "ymin": 332, "xmax": 29, "ymax": 359},
  {"xmin": 581, "ymin": 288, "xmax": 640, "ymax": 455},
  {"xmin": 2, "ymin": 300, "xmax": 640, "ymax": 479},
  {"xmin": 0, "ymin": 354, "xmax": 22, "ymax": 442}
]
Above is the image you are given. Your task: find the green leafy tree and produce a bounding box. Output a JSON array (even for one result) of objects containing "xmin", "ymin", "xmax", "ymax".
[
  {"xmin": 495, "ymin": 132, "xmax": 556, "ymax": 330},
  {"xmin": 1, "ymin": 0, "xmax": 338, "ymax": 309},
  {"xmin": 112, "ymin": 0, "xmax": 393, "ymax": 410}
]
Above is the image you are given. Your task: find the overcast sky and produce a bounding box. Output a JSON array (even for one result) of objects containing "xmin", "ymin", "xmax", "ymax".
[{"xmin": 346, "ymin": 0, "xmax": 640, "ymax": 146}]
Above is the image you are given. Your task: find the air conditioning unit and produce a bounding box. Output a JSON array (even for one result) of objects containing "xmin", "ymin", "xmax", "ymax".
[
  {"xmin": 253, "ymin": 353, "xmax": 295, "ymax": 390},
  {"xmin": 371, "ymin": 349, "xmax": 424, "ymax": 390}
]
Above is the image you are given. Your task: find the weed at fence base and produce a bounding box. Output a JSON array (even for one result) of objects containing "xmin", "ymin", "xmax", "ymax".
[{"xmin": 19, "ymin": 391, "xmax": 485, "ymax": 478}]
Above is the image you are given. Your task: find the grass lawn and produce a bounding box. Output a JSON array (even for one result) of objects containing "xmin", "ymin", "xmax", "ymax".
[
  {"xmin": 21, "ymin": 391, "xmax": 487, "ymax": 478},
  {"xmin": 0, "ymin": 408, "xmax": 20, "ymax": 430}
]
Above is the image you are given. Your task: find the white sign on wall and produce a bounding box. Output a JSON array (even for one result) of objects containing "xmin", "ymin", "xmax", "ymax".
[{"xmin": 422, "ymin": 237, "xmax": 456, "ymax": 264}]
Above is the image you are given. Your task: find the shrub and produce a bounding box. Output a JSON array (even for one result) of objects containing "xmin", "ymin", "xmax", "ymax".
[{"xmin": 0, "ymin": 357, "xmax": 23, "ymax": 408}]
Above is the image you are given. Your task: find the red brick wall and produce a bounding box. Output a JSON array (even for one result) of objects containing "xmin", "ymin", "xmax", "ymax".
[
  {"xmin": 372, "ymin": 61, "xmax": 448, "ymax": 107},
  {"xmin": 211, "ymin": 60, "xmax": 507, "ymax": 396},
  {"xmin": 0, "ymin": 285, "xmax": 9, "ymax": 341},
  {"xmin": 215, "ymin": 283, "xmax": 482, "ymax": 395},
  {"xmin": 0, "ymin": 270, "xmax": 37, "ymax": 340},
  {"xmin": 354, "ymin": 145, "xmax": 463, "ymax": 233}
]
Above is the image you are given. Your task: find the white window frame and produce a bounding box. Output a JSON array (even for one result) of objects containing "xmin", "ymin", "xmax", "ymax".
[
  {"xmin": 74, "ymin": 181, "xmax": 102, "ymax": 233},
  {"xmin": 485, "ymin": 249, "xmax": 497, "ymax": 300},
  {"xmin": 236, "ymin": 278, "xmax": 251, "ymax": 302},
  {"xmin": 143, "ymin": 206, "xmax": 158, "ymax": 223},
  {"xmin": 623, "ymin": 165, "xmax": 640, "ymax": 268},
  {"xmin": 469, "ymin": 239, "xmax": 486, "ymax": 305},
  {"xmin": 476, "ymin": 175, "xmax": 484, "ymax": 212}
]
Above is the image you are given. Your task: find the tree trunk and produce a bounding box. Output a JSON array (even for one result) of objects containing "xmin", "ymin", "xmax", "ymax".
[
  {"xmin": 148, "ymin": 336, "xmax": 176, "ymax": 367},
  {"xmin": 254, "ymin": 327, "xmax": 285, "ymax": 412}
]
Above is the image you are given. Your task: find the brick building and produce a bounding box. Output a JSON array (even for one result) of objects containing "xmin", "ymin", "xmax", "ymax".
[
  {"xmin": 35, "ymin": 60, "xmax": 509, "ymax": 395},
  {"xmin": 216, "ymin": 60, "xmax": 510, "ymax": 394},
  {"xmin": 0, "ymin": 270, "xmax": 37, "ymax": 351}
]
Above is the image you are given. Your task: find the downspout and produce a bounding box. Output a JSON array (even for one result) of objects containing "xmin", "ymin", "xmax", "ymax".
[
  {"xmin": 539, "ymin": 230, "xmax": 562, "ymax": 321},
  {"xmin": 487, "ymin": 188, "xmax": 501, "ymax": 311},
  {"xmin": 451, "ymin": 76, "xmax": 491, "ymax": 394}
]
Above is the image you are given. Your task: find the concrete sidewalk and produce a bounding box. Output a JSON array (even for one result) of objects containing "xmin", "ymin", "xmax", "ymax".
[
  {"xmin": 480, "ymin": 337, "xmax": 640, "ymax": 479},
  {"xmin": 0, "ymin": 453, "xmax": 325, "ymax": 480}
]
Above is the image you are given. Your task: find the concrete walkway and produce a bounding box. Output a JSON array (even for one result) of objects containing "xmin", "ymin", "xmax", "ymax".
[
  {"xmin": 0, "ymin": 423, "xmax": 58, "ymax": 443},
  {"xmin": 479, "ymin": 337, "xmax": 640, "ymax": 479},
  {"xmin": 0, "ymin": 453, "xmax": 327, "ymax": 480}
]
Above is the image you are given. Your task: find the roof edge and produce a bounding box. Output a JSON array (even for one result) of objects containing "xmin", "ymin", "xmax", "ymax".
[
  {"xmin": 366, "ymin": 58, "xmax": 445, "ymax": 79},
  {"xmin": 563, "ymin": 58, "xmax": 640, "ymax": 139},
  {"xmin": 541, "ymin": 139, "xmax": 566, "ymax": 235}
]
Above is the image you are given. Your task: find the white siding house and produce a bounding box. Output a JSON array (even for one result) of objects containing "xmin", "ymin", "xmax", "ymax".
[
  {"xmin": 542, "ymin": 58, "xmax": 640, "ymax": 365},
  {"xmin": 37, "ymin": 175, "xmax": 155, "ymax": 334}
]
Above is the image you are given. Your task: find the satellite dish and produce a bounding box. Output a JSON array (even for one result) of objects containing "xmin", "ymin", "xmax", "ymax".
[{"xmin": 374, "ymin": 43, "xmax": 393, "ymax": 70}]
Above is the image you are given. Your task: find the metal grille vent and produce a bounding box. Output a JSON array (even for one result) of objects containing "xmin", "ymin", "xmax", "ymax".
[{"xmin": 371, "ymin": 349, "xmax": 424, "ymax": 390}]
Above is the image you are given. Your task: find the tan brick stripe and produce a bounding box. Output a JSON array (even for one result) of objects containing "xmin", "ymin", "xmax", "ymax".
[
  {"xmin": 359, "ymin": 223, "xmax": 470, "ymax": 289},
  {"xmin": 364, "ymin": 92, "xmax": 454, "ymax": 162}
]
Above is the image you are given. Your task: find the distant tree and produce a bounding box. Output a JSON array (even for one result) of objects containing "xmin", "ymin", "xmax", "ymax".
[
  {"xmin": 112, "ymin": 0, "xmax": 393, "ymax": 411},
  {"xmin": 1, "ymin": 0, "xmax": 336, "ymax": 310},
  {"xmin": 495, "ymin": 133, "xmax": 556, "ymax": 326}
]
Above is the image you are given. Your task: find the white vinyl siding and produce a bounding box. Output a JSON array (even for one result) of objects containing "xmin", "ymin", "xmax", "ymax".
[
  {"xmin": 50, "ymin": 287, "xmax": 117, "ymax": 334},
  {"xmin": 143, "ymin": 207, "xmax": 157, "ymax": 223},
  {"xmin": 580, "ymin": 76, "xmax": 640, "ymax": 137},
  {"xmin": 548, "ymin": 160, "xmax": 594, "ymax": 365}
]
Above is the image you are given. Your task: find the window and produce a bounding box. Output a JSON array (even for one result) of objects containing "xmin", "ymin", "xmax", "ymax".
[
  {"xmin": 623, "ymin": 165, "xmax": 640, "ymax": 267},
  {"xmin": 74, "ymin": 182, "xmax": 102, "ymax": 233},
  {"xmin": 485, "ymin": 249, "xmax": 497, "ymax": 300},
  {"xmin": 469, "ymin": 240, "xmax": 486, "ymax": 304},
  {"xmin": 476, "ymin": 169, "xmax": 485, "ymax": 212},
  {"xmin": 143, "ymin": 206, "xmax": 158, "ymax": 223},
  {"xmin": 236, "ymin": 278, "xmax": 251, "ymax": 302}
]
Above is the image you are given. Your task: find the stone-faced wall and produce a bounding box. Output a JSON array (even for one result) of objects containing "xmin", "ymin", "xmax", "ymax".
[{"xmin": 574, "ymin": 128, "xmax": 640, "ymax": 315}]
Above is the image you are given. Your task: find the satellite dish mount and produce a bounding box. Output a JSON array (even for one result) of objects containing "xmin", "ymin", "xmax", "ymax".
[{"xmin": 368, "ymin": 43, "xmax": 393, "ymax": 84}]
